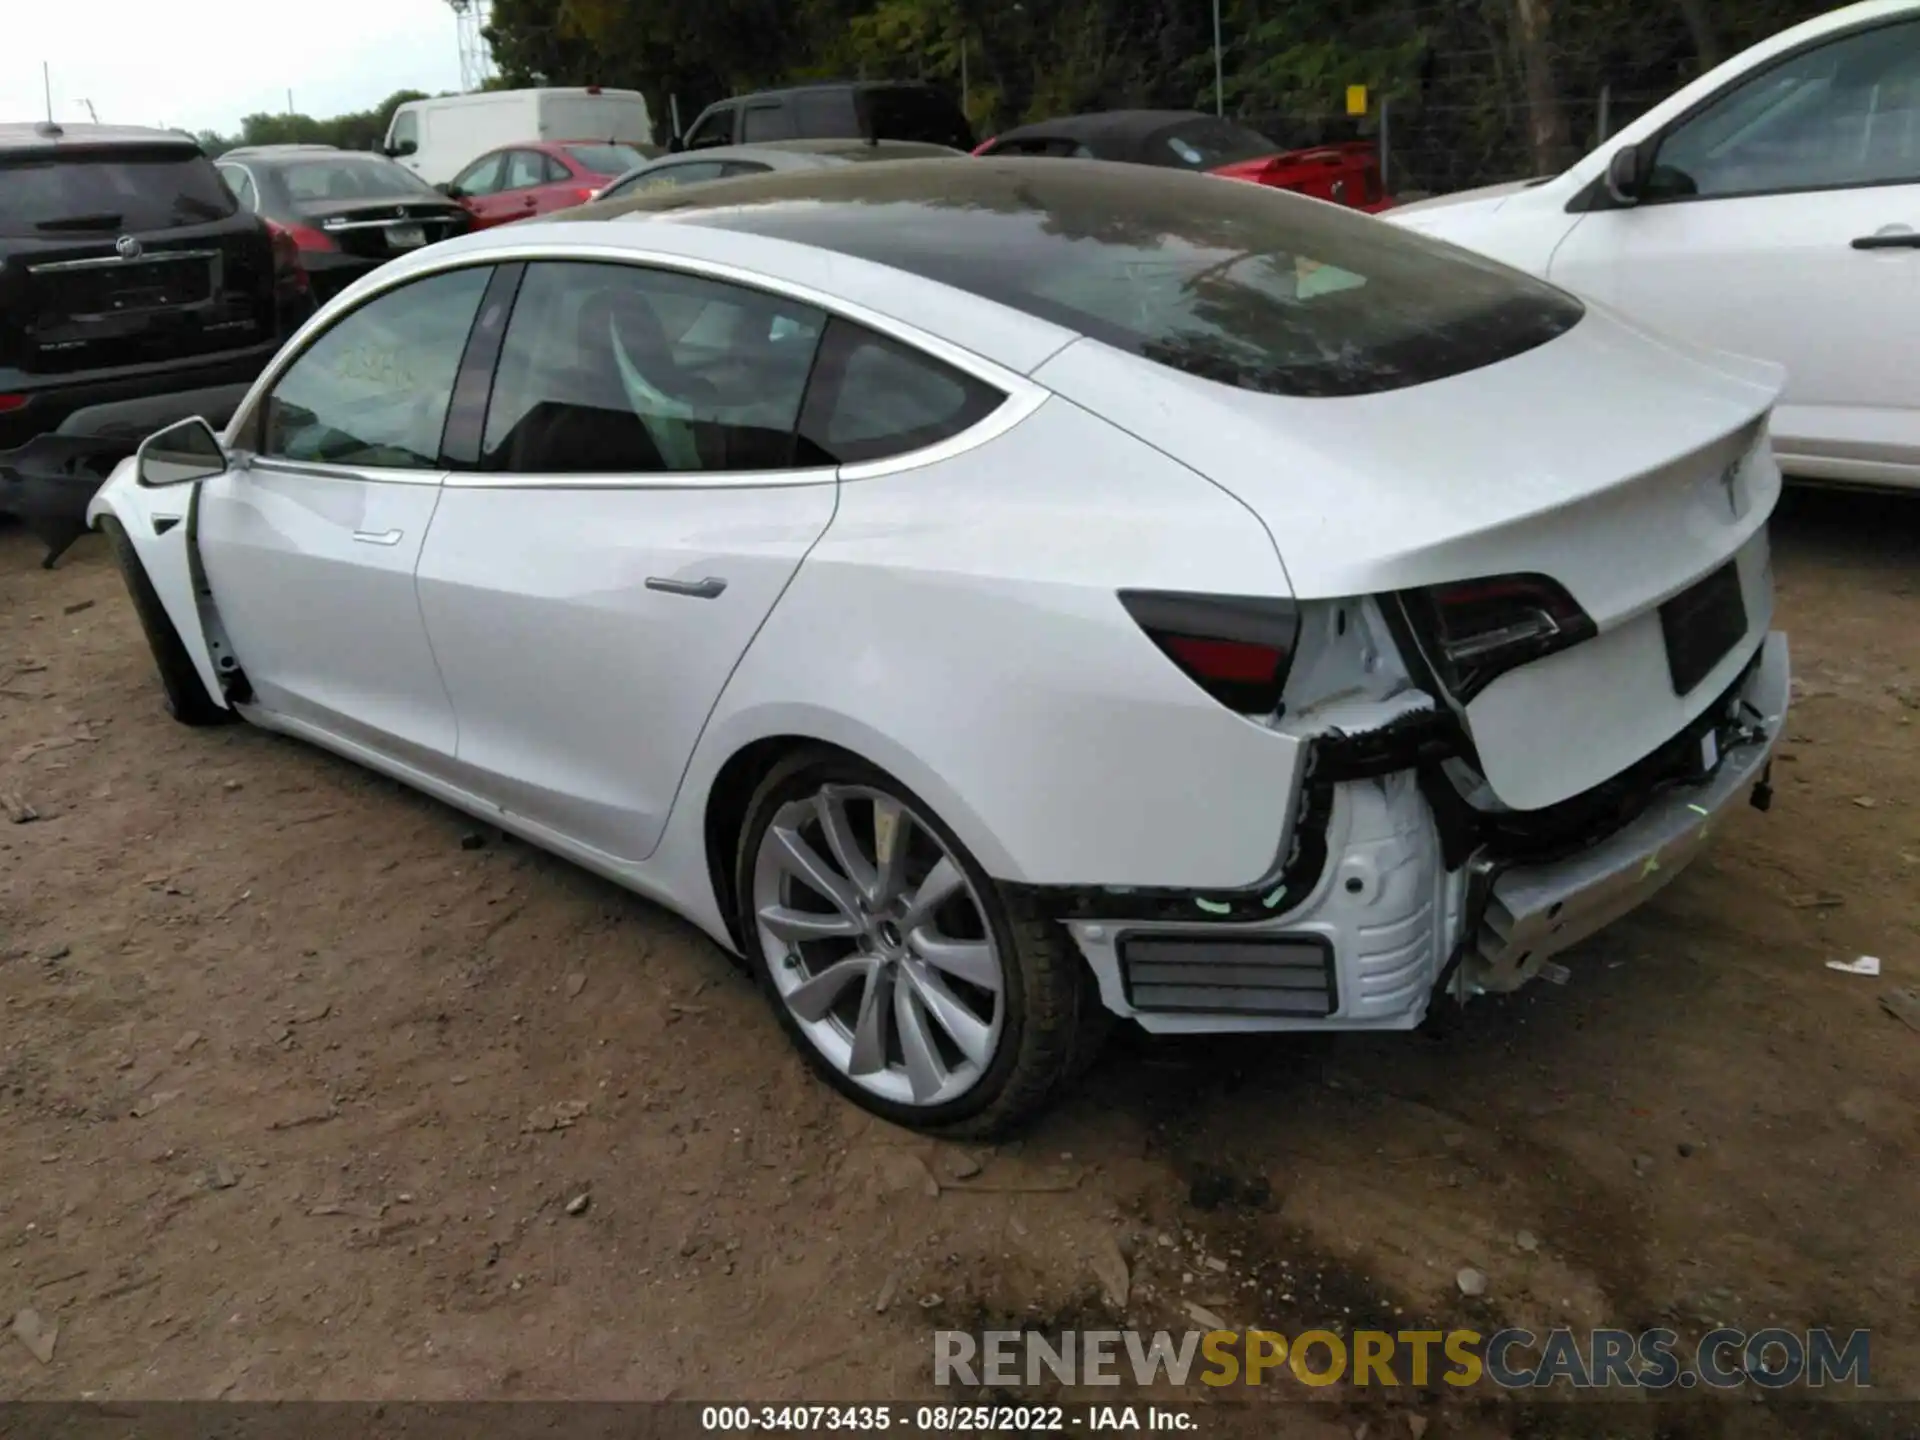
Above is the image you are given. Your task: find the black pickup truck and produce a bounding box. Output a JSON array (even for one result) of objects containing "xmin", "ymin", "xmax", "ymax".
[{"xmin": 0, "ymin": 122, "xmax": 306, "ymax": 566}]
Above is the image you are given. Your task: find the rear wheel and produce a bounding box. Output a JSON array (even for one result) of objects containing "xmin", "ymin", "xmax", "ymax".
[
  {"xmin": 734, "ymin": 748, "xmax": 1101, "ymax": 1136},
  {"xmin": 98, "ymin": 515, "xmax": 231, "ymax": 728}
]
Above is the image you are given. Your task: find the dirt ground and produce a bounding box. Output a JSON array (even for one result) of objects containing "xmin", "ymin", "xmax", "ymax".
[{"xmin": 1, "ymin": 490, "xmax": 1915, "ymax": 1433}]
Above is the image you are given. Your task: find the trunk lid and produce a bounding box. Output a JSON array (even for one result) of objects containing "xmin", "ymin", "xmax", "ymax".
[
  {"xmin": 1032, "ymin": 307, "xmax": 1786, "ymax": 810},
  {"xmin": 295, "ymin": 198, "xmax": 470, "ymax": 261}
]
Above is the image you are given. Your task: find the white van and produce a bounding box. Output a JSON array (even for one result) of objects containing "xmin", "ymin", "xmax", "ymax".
[{"xmin": 383, "ymin": 88, "xmax": 654, "ymax": 185}]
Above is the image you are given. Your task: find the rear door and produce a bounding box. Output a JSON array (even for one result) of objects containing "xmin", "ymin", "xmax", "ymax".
[
  {"xmin": 414, "ymin": 258, "xmax": 836, "ymax": 860},
  {"xmin": 197, "ymin": 264, "xmax": 495, "ymax": 767},
  {"xmin": 1549, "ymin": 14, "xmax": 1920, "ymax": 481},
  {"xmin": 1, "ymin": 143, "xmax": 275, "ymax": 382}
]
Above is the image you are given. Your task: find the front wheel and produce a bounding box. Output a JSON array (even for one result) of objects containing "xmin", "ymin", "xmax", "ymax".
[{"xmin": 734, "ymin": 749, "xmax": 1102, "ymax": 1136}]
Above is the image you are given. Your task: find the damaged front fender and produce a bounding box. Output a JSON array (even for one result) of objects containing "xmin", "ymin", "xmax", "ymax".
[{"xmin": 86, "ymin": 459, "xmax": 230, "ymax": 712}]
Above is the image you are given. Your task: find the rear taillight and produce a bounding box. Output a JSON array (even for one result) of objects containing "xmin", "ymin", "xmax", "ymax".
[
  {"xmin": 1401, "ymin": 573, "xmax": 1595, "ymax": 702},
  {"xmin": 278, "ymin": 221, "xmax": 336, "ymax": 253},
  {"xmin": 0, "ymin": 394, "xmax": 29, "ymax": 414},
  {"xmin": 1120, "ymin": 590, "xmax": 1301, "ymax": 716}
]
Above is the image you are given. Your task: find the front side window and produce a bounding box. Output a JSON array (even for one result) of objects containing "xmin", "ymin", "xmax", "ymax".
[
  {"xmin": 480, "ymin": 261, "xmax": 827, "ymax": 474},
  {"xmin": 798, "ymin": 320, "xmax": 1004, "ymax": 465},
  {"xmin": 390, "ymin": 111, "xmax": 420, "ymax": 150},
  {"xmin": 258, "ymin": 267, "xmax": 490, "ymax": 468},
  {"xmin": 452, "ymin": 153, "xmax": 505, "ymax": 197},
  {"xmin": 1651, "ymin": 19, "xmax": 1920, "ymax": 199},
  {"xmin": 686, "ymin": 107, "xmax": 736, "ymax": 149}
]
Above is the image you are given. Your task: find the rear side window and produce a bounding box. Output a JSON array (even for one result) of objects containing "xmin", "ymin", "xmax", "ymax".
[
  {"xmin": 0, "ymin": 148, "xmax": 237, "ymax": 237},
  {"xmin": 259, "ymin": 267, "xmax": 490, "ymax": 468},
  {"xmin": 564, "ymin": 143, "xmax": 648, "ymax": 175},
  {"xmin": 671, "ymin": 165, "xmax": 1585, "ymax": 398},
  {"xmin": 798, "ymin": 319, "xmax": 1003, "ymax": 465},
  {"xmin": 481, "ymin": 261, "xmax": 828, "ymax": 474},
  {"xmin": 218, "ymin": 165, "xmax": 258, "ymax": 210},
  {"xmin": 1148, "ymin": 118, "xmax": 1278, "ymax": 169},
  {"xmin": 859, "ymin": 88, "xmax": 973, "ymax": 149}
]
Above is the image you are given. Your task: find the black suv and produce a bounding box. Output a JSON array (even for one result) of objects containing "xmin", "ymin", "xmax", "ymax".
[
  {"xmin": 676, "ymin": 83, "xmax": 973, "ymax": 153},
  {"xmin": 0, "ymin": 122, "xmax": 294, "ymax": 564}
]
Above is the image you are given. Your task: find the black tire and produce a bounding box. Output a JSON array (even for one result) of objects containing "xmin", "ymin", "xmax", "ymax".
[
  {"xmin": 734, "ymin": 746, "xmax": 1106, "ymax": 1138},
  {"xmin": 98, "ymin": 515, "xmax": 232, "ymax": 728}
]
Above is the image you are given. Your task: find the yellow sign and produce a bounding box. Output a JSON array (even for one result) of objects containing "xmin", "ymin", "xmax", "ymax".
[{"xmin": 1346, "ymin": 84, "xmax": 1369, "ymax": 116}]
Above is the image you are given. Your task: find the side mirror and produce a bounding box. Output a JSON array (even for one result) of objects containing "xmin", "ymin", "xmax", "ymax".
[
  {"xmin": 1605, "ymin": 142, "xmax": 1646, "ymax": 206},
  {"xmin": 667, "ymin": 134, "xmax": 687, "ymax": 154},
  {"xmin": 136, "ymin": 417, "xmax": 227, "ymax": 488},
  {"xmin": 386, "ymin": 138, "xmax": 418, "ymax": 159},
  {"xmin": 435, "ymin": 181, "xmax": 458, "ymax": 197}
]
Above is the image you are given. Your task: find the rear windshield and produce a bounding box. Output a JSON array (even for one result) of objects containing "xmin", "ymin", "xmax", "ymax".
[
  {"xmin": 652, "ymin": 162, "xmax": 1584, "ymax": 398},
  {"xmin": 0, "ymin": 147, "xmax": 236, "ymax": 236},
  {"xmin": 858, "ymin": 88, "xmax": 973, "ymax": 149},
  {"xmin": 272, "ymin": 157, "xmax": 439, "ymax": 204},
  {"xmin": 564, "ymin": 143, "xmax": 650, "ymax": 175},
  {"xmin": 1149, "ymin": 117, "xmax": 1278, "ymax": 169}
]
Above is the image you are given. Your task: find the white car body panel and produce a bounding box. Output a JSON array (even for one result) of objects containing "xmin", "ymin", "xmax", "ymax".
[
  {"xmin": 83, "ymin": 457, "xmax": 229, "ymax": 710},
  {"xmin": 196, "ymin": 462, "xmax": 458, "ymax": 767},
  {"xmin": 415, "ymin": 477, "xmax": 839, "ymax": 862},
  {"xmin": 1389, "ymin": 0, "xmax": 1920, "ymax": 488},
  {"xmin": 684, "ymin": 394, "xmax": 1298, "ymax": 892},
  {"xmin": 84, "ymin": 182, "xmax": 1792, "ymax": 1065}
]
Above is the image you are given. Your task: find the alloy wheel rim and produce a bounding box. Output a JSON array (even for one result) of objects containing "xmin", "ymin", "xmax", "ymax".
[{"xmin": 751, "ymin": 783, "xmax": 1007, "ymax": 1107}]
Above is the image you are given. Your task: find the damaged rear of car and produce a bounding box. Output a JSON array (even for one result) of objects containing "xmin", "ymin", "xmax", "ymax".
[{"xmin": 705, "ymin": 160, "xmax": 1790, "ymax": 1033}]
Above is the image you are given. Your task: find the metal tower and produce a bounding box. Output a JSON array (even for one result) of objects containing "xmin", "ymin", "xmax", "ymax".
[{"xmin": 447, "ymin": 0, "xmax": 495, "ymax": 92}]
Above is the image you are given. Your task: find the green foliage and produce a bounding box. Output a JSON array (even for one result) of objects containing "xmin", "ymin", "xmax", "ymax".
[
  {"xmin": 201, "ymin": 0, "xmax": 1843, "ymax": 182},
  {"xmin": 198, "ymin": 89, "xmax": 431, "ymax": 156}
]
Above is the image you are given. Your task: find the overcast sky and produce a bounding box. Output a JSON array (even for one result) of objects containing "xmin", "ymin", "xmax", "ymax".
[{"xmin": 4, "ymin": 0, "xmax": 469, "ymax": 136}]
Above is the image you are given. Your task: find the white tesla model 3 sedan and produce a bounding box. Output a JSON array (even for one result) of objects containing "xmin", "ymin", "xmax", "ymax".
[{"xmin": 88, "ymin": 160, "xmax": 1791, "ymax": 1135}]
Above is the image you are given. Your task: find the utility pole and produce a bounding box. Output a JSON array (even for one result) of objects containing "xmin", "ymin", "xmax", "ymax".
[
  {"xmin": 286, "ymin": 88, "xmax": 294, "ymax": 115},
  {"xmin": 1211, "ymin": 0, "xmax": 1224, "ymax": 116},
  {"xmin": 81, "ymin": 98, "xmax": 99, "ymax": 123},
  {"xmin": 43, "ymin": 62, "xmax": 53, "ymax": 123}
]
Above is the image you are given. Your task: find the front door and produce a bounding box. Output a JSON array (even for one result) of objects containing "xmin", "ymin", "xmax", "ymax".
[
  {"xmin": 197, "ymin": 265, "xmax": 493, "ymax": 768},
  {"xmin": 414, "ymin": 258, "xmax": 838, "ymax": 861},
  {"xmin": 1551, "ymin": 15, "xmax": 1920, "ymax": 480}
]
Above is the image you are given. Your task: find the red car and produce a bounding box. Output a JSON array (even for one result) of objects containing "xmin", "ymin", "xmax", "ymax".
[
  {"xmin": 972, "ymin": 111, "xmax": 1393, "ymax": 213},
  {"xmin": 444, "ymin": 140, "xmax": 662, "ymax": 228}
]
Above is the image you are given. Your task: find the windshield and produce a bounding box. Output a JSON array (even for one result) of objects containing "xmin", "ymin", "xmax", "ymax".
[
  {"xmin": 274, "ymin": 157, "xmax": 439, "ymax": 204},
  {"xmin": 1149, "ymin": 118, "xmax": 1278, "ymax": 169},
  {"xmin": 641, "ymin": 161, "xmax": 1584, "ymax": 398},
  {"xmin": 0, "ymin": 147, "xmax": 236, "ymax": 235},
  {"xmin": 564, "ymin": 143, "xmax": 650, "ymax": 175}
]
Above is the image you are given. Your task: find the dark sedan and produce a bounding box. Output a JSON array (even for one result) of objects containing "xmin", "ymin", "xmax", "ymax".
[{"xmin": 215, "ymin": 148, "xmax": 471, "ymax": 299}]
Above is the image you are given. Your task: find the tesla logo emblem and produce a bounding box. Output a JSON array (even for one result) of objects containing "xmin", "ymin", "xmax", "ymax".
[
  {"xmin": 1718, "ymin": 461, "xmax": 1744, "ymax": 519},
  {"xmin": 114, "ymin": 234, "xmax": 143, "ymax": 260}
]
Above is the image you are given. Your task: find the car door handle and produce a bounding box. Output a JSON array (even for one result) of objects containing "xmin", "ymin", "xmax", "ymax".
[
  {"xmin": 352, "ymin": 528, "xmax": 404, "ymax": 546},
  {"xmin": 645, "ymin": 575, "xmax": 727, "ymax": 599},
  {"xmin": 1852, "ymin": 232, "xmax": 1920, "ymax": 250}
]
